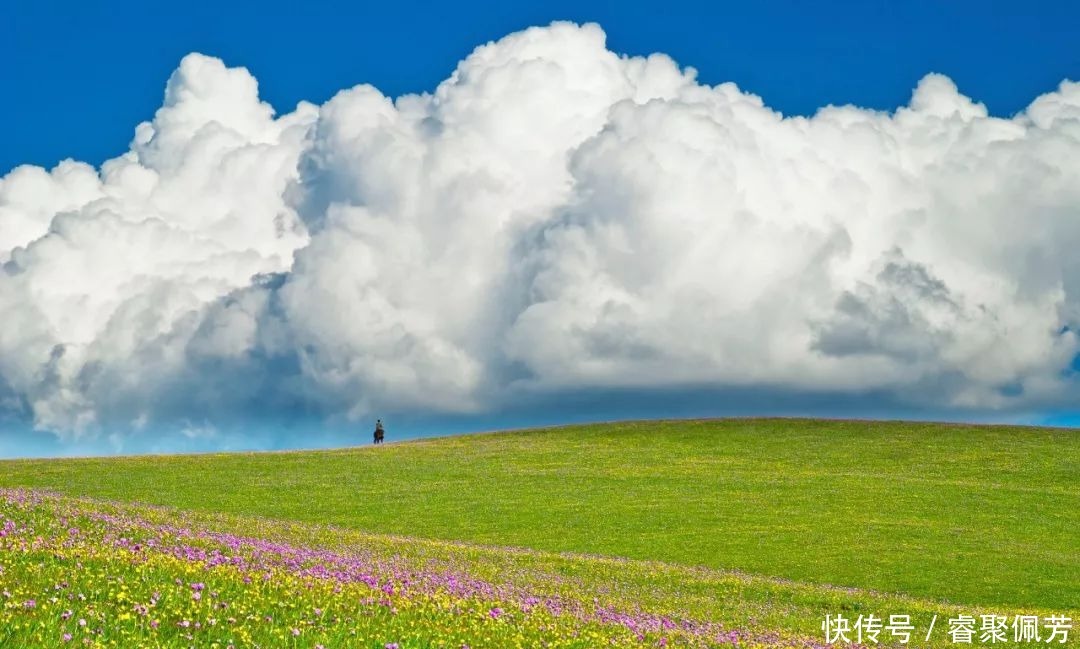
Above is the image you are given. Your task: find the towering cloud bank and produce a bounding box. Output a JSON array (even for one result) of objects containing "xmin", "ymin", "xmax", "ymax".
[{"xmin": 2, "ymin": 22, "xmax": 1079, "ymax": 442}]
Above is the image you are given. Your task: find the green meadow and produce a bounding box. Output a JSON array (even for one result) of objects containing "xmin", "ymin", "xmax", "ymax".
[{"xmin": 2, "ymin": 418, "xmax": 1077, "ymax": 614}]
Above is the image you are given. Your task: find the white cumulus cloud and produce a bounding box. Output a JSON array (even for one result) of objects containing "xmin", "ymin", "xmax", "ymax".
[{"xmin": 2, "ymin": 22, "xmax": 1079, "ymax": 443}]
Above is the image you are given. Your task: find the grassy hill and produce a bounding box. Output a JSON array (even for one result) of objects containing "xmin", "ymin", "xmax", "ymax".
[
  {"xmin": 1, "ymin": 418, "xmax": 1077, "ymax": 613},
  {"xmin": 3, "ymin": 488, "xmax": 978, "ymax": 647}
]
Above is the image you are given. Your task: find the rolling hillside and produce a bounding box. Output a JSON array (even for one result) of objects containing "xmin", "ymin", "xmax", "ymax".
[{"xmin": 3, "ymin": 418, "xmax": 1076, "ymax": 611}]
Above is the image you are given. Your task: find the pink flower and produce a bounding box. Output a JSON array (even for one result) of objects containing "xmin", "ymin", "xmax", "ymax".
[
  {"xmin": 489, "ymin": 607, "xmax": 503, "ymax": 619},
  {"xmin": 62, "ymin": 633, "xmax": 72, "ymax": 642},
  {"xmin": 291, "ymin": 628, "xmax": 301, "ymax": 637}
]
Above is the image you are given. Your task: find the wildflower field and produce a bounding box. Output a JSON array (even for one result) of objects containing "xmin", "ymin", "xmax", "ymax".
[
  {"xmin": 1, "ymin": 419, "xmax": 1077, "ymax": 647},
  {"xmin": 1, "ymin": 487, "xmax": 1055, "ymax": 649}
]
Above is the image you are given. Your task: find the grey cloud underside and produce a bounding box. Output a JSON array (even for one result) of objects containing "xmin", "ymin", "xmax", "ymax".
[{"xmin": 2, "ymin": 21, "xmax": 1080, "ymax": 440}]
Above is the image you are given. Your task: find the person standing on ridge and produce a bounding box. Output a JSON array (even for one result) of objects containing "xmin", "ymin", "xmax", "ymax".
[{"xmin": 373, "ymin": 419, "xmax": 385, "ymax": 444}]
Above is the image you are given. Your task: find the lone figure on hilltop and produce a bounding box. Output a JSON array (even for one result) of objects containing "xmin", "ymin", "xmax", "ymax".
[{"xmin": 373, "ymin": 419, "xmax": 385, "ymax": 445}]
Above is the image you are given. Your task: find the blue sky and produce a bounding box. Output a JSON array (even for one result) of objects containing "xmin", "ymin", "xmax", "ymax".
[
  {"xmin": 3, "ymin": 0, "xmax": 1078, "ymax": 174},
  {"xmin": 2, "ymin": 1, "xmax": 1080, "ymax": 456}
]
